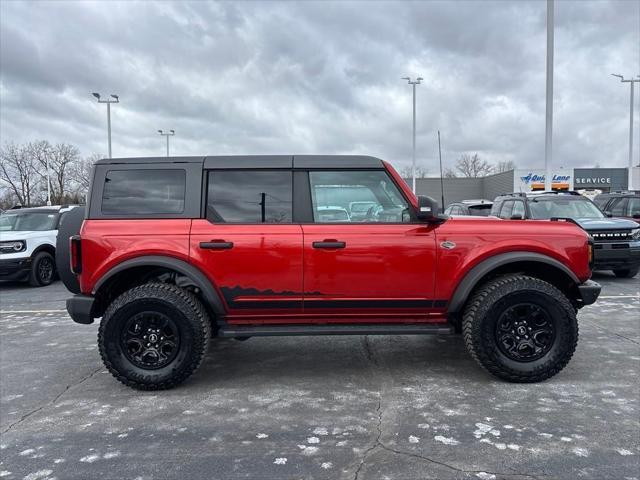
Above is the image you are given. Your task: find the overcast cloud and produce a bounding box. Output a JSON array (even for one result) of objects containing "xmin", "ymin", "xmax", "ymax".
[{"xmin": 1, "ymin": 0, "xmax": 639, "ymax": 174}]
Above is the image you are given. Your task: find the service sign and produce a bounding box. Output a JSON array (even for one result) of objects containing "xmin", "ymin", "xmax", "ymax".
[{"xmin": 514, "ymin": 169, "xmax": 574, "ymax": 192}]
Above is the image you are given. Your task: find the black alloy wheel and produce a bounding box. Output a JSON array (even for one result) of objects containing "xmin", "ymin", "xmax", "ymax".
[
  {"xmin": 495, "ymin": 303, "xmax": 555, "ymax": 362},
  {"xmin": 121, "ymin": 312, "xmax": 181, "ymax": 369}
]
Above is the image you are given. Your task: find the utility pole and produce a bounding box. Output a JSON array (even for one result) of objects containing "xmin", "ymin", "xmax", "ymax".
[
  {"xmin": 402, "ymin": 76, "xmax": 423, "ymax": 193},
  {"xmin": 158, "ymin": 130, "xmax": 175, "ymax": 157},
  {"xmin": 544, "ymin": 0, "xmax": 554, "ymax": 192},
  {"xmin": 611, "ymin": 74, "xmax": 640, "ymax": 190},
  {"xmin": 92, "ymin": 93, "xmax": 119, "ymax": 158}
]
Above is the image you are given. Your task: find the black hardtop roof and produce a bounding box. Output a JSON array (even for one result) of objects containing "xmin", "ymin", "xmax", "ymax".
[{"xmin": 95, "ymin": 155, "xmax": 385, "ymax": 169}]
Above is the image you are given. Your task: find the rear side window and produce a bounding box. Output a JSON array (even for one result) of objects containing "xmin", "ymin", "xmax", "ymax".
[
  {"xmin": 468, "ymin": 205, "xmax": 492, "ymax": 216},
  {"xmin": 102, "ymin": 169, "xmax": 186, "ymax": 215},
  {"xmin": 207, "ymin": 170, "xmax": 292, "ymax": 223}
]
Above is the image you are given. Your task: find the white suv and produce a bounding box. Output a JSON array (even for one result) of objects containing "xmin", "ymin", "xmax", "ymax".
[{"xmin": 0, "ymin": 206, "xmax": 79, "ymax": 286}]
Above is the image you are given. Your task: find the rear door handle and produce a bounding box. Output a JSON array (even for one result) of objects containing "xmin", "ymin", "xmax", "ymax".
[
  {"xmin": 200, "ymin": 240, "xmax": 234, "ymax": 250},
  {"xmin": 312, "ymin": 240, "xmax": 346, "ymax": 249}
]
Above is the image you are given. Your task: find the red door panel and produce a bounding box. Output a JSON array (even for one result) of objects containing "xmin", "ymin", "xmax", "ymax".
[
  {"xmin": 190, "ymin": 220, "xmax": 303, "ymax": 319},
  {"xmin": 302, "ymin": 224, "xmax": 439, "ymax": 320}
]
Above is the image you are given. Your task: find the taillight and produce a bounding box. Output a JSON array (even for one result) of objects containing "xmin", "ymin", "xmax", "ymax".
[
  {"xmin": 70, "ymin": 235, "xmax": 82, "ymax": 274},
  {"xmin": 587, "ymin": 239, "xmax": 594, "ymax": 271}
]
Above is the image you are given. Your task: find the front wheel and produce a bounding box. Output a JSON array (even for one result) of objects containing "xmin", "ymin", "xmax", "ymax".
[
  {"xmin": 463, "ymin": 275, "xmax": 578, "ymax": 383},
  {"xmin": 99, "ymin": 283, "xmax": 211, "ymax": 390},
  {"xmin": 613, "ymin": 267, "xmax": 639, "ymax": 279},
  {"xmin": 29, "ymin": 251, "xmax": 56, "ymax": 287}
]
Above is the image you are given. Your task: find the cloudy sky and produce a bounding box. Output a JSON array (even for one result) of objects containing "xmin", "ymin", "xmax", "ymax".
[{"xmin": 1, "ymin": 0, "xmax": 639, "ymax": 174}]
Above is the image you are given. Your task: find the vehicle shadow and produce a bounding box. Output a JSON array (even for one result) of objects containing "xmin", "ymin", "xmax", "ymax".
[{"xmin": 191, "ymin": 334, "xmax": 501, "ymax": 388}]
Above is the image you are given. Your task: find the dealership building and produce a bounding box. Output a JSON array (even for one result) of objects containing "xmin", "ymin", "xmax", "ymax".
[{"xmin": 412, "ymin": 167, "xmax": 639, "ymax": 208}]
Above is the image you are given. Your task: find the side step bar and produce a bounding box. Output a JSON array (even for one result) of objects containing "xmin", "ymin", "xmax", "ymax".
[{"xmin": 219, "ymin": 324, "xmax": 453, "ymax": 337}]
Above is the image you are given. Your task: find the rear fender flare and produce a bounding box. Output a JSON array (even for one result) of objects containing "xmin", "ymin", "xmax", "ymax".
[{"xmin": 93, "ymin": 255, "xmax": 226, "ymax": 316}]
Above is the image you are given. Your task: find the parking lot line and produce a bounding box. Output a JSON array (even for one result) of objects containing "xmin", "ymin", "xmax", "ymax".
[{"xmin": 0, "ymin": 309, "xmax": 68, "ymax": 313}]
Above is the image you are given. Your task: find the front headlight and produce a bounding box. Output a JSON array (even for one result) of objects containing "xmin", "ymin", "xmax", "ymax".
[
  {"xmin": 632, "ymin": 228, "xmax": 640, "ymax": 241},
  {"xmin": 0, "ymin": 240, "xmax": 26, "ymax": 253}
]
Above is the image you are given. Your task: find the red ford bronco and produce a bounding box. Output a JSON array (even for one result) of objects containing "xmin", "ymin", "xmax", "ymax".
[{"xmin": 58, "ymin": 155, "xmax": 600, "ymax": 390}]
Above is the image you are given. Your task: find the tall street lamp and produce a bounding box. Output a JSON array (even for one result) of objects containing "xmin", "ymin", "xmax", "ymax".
[
  {"xmin": 611, "ymin": 74, "xmax": 640, "ymax": 190},
  {"xmin": 402, "ymin": 76, "xmax": 423, "ymax": 193},
  {"xmin": 158, "ymin": 130, "xmax": 175, "ymax": 157},
  {"xmin": 92, "ymin": 93, "xmax": 119, "ymax": 158},
  {"xmin": 544, "ymin": 0, "xmax": 554, "ymax": 192}
]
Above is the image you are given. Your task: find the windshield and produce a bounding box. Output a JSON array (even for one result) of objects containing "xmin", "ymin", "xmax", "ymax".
[
  {"xmin": 0, "ymin": 212, "xmax": 58, "ymax": 231},
  {"xmin": 528, "ymin": 198, "xmax": 604, "ymax": 219}
]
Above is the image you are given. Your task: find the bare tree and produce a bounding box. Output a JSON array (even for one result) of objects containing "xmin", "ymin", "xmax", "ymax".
[
  {"xmin": 399, "ymin": 165, "xmax": 429, "ymax": 178},
  {"xmin": 0, "ymin": 142, "xmax": 41, "ymax": 206},
  {"xmin": 495, "ymin": 160, "xmax": 516, "ymax": 173},
  {"xmin": 32, "ymin": 141, "xmax": 80, "ymax": 204},
  {"xmin": 454, "ymin": 153, "xmax": 494, "ymax": 178},
  {"xmin": 72, "ymin": 153, "xmax": 101, "ymax": 198},
  {"xmin": 443, "ymin": 168, "xmax": 458, "ymax": 178}
]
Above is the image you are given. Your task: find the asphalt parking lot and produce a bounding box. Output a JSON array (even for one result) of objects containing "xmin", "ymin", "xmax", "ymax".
[{"xmin": 0, "ymin": 273, "xmax": 638, "ymax": 480}]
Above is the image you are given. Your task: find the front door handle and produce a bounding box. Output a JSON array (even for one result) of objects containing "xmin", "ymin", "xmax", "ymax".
[
  {"xmin": 200, "ymin": 240, "xmax": 234, "ymax": 250},
  {"xmin": 312, "ymin": 240, "xmax": 346, "ymax": 249}
]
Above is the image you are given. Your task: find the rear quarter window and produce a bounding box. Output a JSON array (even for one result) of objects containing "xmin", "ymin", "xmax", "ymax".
[{"xmin": 101, "ymin": 169, "xmax": 186, "ymax": 215}]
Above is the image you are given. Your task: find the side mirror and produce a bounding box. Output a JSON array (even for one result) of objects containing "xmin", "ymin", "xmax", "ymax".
[
  {"xmin": 604, "ymin": 211, "xmax": 613, "ymax": 218},
  {"xmin": 416, "ymin": 196, "xmax": 446, "ymax": 223},
  {"xmin": 632, "ymin": 213, "xmax": 640, "ymax": 219},
  {"xmin": 510, "ymin": 214, "xmax": 523, "ymax": 220}
]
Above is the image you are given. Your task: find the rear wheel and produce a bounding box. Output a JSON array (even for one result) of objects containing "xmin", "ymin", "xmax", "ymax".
[
  {"xmin": 99, "ymin": 283, "xmax": 211, "ymax": 390},
  {"xmin": 29, "ymin": 251, "xmax": 55, "ymax": 287},
  {"xmin": 613, "ymin": 267, "xmax": 639, "ymax": 279},
  {"xmin": 463, "ymin": 275, "xmax": 578, "ymax": 383}
]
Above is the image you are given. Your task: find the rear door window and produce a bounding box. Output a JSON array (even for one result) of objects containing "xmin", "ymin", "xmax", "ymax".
[
  {"xmin": 207, "ymin": 170, "xmax": 292, "ymax": 223},
  {"xmin": 102, "ymin": 169, "xmax": 186, "ymax": 215},
  {"xmin": 511, "ymin": 201, "xmax": 525, "ymax": 218},
  {"xmin": 627, "ymin": 198, "xmax": 640, "ymax": 217}
]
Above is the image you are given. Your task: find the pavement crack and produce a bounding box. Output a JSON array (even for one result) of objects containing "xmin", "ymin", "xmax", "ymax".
[
  {"xmin": 1, "ymin": 365, "xmax": 103, "ymax": 435},
  {"xmin": 377, "ymin": 442, "xmax": 546, "ymax": 480},
  {"xmin": 361, "ymin": 335, "xmax": 380, "ymax": 367},
  {"xmin": 353, "ymin": 398, "xmax": 383, "ymax": 480},
  {"xmin": 582, "ymin": 319, "xmax": 640, "ymax": 346}
]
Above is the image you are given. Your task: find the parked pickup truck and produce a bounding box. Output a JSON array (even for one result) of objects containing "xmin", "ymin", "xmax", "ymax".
[{"xmin": 58, "ymin": 155, "xmax": 600, "ymax": 390}]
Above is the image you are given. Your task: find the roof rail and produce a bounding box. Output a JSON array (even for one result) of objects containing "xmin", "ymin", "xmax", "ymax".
[
  {"xmin": 499, "ymin": 192, "xmax": 527, "ymax": 197},
  {"xmin": 528, "ymin": 190, "xmax": 580, "ymax": 196}
]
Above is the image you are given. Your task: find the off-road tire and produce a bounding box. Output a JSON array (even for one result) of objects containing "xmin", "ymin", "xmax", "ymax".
[
  {"xmin": 463, "ymin": 275, "xmax": 578, "ymax": 382},
  {"xmin": 613, "ymin": 267, "xmax": 639, "ymax": 279},
  {"xmin": 29, "ymin": 251, "xmax": 56, "ymax": 287},
  {"xmin": 99, "ymin": 283, "xmax": 211, "ymax": 390}
]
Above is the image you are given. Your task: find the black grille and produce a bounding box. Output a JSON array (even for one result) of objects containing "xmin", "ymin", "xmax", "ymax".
[{"xmin": 590, "ymin": 230, "xmax": 633, "ymax": 242}]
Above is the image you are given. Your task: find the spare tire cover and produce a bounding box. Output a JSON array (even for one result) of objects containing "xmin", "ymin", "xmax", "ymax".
[{"xmin": 56, "ymin": 206, "xmax": 85, "ymax": 294}]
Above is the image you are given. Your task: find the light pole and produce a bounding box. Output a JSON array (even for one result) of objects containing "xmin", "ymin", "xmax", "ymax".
[
  {"xmin": 611, "ymin": 74, "xmax": 640, "ymax": 190},
  {"xmin": 402, "ymin": 76, "xmax": 423, "ymax": 193},
  {"xmin": 45, "ymin": 155, "xmax": 51, "ymax": 206},
  {"xmin": 544, "ymin": 0, "xmax": 554, "ymax": 192},
  {"xmin": 92, "ymin": 93, "xmax": 119, "ymax": 158},
  {"xmin": 158, "ymin": 130, "xmax": 175, "ymax": 157}
]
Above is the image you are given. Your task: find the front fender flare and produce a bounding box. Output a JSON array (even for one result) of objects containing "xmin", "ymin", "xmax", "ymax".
[{"xmin": 447, "ymin": 251, "xmax": 579, "ymax": 314}]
